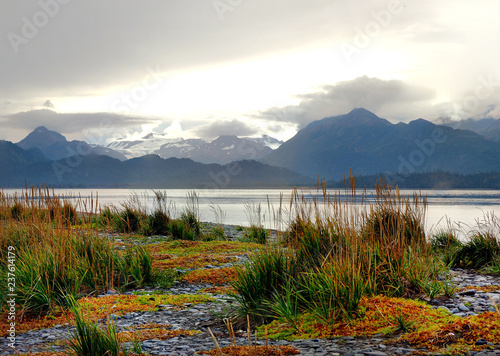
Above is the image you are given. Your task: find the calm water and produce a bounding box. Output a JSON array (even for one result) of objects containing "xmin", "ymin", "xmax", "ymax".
[{"xmin": 2, "ymin": 188, "xmax": 500, "ymax": 236}]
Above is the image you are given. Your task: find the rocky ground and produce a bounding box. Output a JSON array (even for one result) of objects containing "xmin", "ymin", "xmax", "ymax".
[{"xmin": 2, "ymin": 225, "xmax": 500, "ymax": 356}]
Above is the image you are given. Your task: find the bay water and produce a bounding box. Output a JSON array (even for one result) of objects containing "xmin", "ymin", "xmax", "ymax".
[{"xmin": 3, "ymin": 188, "xmax": 499, "ymax": 237}]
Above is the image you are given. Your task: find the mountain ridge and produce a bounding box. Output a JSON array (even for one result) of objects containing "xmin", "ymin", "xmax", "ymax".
[
  {"xmin": 264, "ymin": 108, "xmax": 500, "ymax": 180},
  {"xmin": 17, "ymin": 126, "xmax": 127, "ymax": 161}
]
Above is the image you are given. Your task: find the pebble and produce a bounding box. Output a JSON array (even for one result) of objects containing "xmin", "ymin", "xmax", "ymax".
[{"xmin": 3, "ymin": 230, "xmax": 500, "ymax": 355}]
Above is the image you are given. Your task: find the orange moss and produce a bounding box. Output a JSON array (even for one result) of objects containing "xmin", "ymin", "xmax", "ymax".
[
  {"xmin": 0, "ymin": 294, "xmax": 212, "ymax": 337},
  {"xmin": 198, "ymin": 286, "xmax": 237, "ymax": 295},
  {"xmin": 147, "ymin": 240, "xmax": 260, "ymax": 256},
  {"xmin": 199, "ymin": 345, "xmax": 300, "ymax": 356},
  {"xmin": 1, "ymin": 309, "xmax": 74, "ymax": 337},
  {"xmin": 262, "ymin": 295, "xmax": 455, "ymax": 341},
  {"xmin": 153, "ymin": 253, "xmax": 238, "ymax": 270},
  {"xmin": 399, "ymin": 311, "xmax": 500, "ymax": 350},
  {"xmin": 118, "ymin": 323, "xmax": 200, "ymax": 342},
  {"xmin": 17, "ymin": 353, "xmax": 66, "ymax": 356},
  {"xmin": 182, "ymin": 267, "xmax": 239, "ymax": 285}
]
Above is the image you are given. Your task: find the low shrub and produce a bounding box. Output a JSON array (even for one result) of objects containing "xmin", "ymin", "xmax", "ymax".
[
  {"xmin": 118, "ymin": 207, "xmax": 142, "ymax": 233},
  {"xmin": 454, "ymin": 232, "xmax": 500, "ymax": 269},
  {"xmin": 431, "ymin": 231, "xmax": 461, "ymax": 251},
  {"xmin": 62, "ymin": 203, "xmax": 79, "ymax": 226},
  {"xmin": 10, "ymin": 202, "xmax": 24, "ymax": 221},
  {"xmin": 241, "ymin": 225, "xmax": 269, "ymax": 244},
  {"xmin": 180, "ymin": 210, "xmax": 201, "ymax": 237},
  {"xmin": 170, "ymin": 219, "xmax": 196, "ymax": 240},
  {"xmin": 147, "ymin": 210, "xmax": 171, "ymax": 236}
]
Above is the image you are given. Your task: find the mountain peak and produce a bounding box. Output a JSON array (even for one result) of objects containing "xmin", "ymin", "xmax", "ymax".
[
  {"xmin": 344, "ymin": 108, "xmax": 385, "ymax": 121},
  {"xmin": 17, "ymin": 126, "xmax": 67, "ymax": 150},
  {"xmin": 34, "ymin": 126, "xmax": 50, "ymax": 132}
]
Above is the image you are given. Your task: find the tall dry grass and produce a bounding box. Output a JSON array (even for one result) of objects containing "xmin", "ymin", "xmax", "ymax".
[
  {"xmin": 232, "ymin": 178, "xmax": 444, "ymax": 325},
  {"xmin": 0, "ymin": 187, "xmax": 152, "ymax": 316}
]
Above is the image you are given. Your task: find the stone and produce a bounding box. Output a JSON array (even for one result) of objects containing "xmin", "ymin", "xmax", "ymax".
[{"xmin": 459, "ymin": 289, "xmax": 476, "ymax": 296}]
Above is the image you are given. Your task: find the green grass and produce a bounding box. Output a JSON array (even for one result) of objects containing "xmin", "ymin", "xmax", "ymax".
[
  {"xmin": 230, "ymin": 180, "xmax": 444, "ymax": 327},
  {"xmin": 66, "ymin": 298, "xmax": 123, "ymax": 356},
  {"xmin": 240, "ymin": 225, "xmax": 269, "ymax": 244}
]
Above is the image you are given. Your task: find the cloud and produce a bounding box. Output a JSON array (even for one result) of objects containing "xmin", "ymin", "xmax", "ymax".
[
  {"xmin": 259, "ymin": 76, "xmax": 436, "ymax": 127},
  {"xmin": 191, "ymin": 119, "xmax": 259, "ymax": 139},
  {"xmin": 0, "ymin": 1, "xmax": 347, "ymax": 100},
  {"xmin": 0, "ymin": 109, "xmax": 159, "ymax": 138}
]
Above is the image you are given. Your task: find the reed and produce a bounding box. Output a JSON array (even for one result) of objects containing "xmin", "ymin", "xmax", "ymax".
[
  {"xmin": 231, "ymin": 177, "xmax": 444, "ymax": 327},
  {"xmin": 0, "ymin": 187, "xmax": 154, "ymax": 315}
]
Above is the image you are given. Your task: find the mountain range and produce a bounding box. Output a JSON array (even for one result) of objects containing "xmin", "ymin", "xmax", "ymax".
[
  {"xmin": 264, "ymin": 108, "xmax": 500, "ymax": 180},
  {"xmin": 105, "ymin": 132, "xmax": 282, "ymax": 163},
  {"xmin": 1, "ymin": 108, "xmax": 500, "ymax": 188},
  {"xmin": 436, "ymin": 117, "xmax": 500, "ymax": 143}
]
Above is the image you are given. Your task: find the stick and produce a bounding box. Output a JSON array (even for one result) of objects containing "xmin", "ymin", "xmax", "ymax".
[
  {"xmin": 208, "ymin": 327, "xmax": 221, "ymax": 356},
  {"xmin": 247, "ymin": 315, "xmax": 253, "ymax": 355}
]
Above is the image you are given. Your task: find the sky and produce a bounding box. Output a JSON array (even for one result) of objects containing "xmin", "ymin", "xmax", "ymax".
[{"xmin": 1, "ymin": 0, "xmax": 500, "ymax": 144}]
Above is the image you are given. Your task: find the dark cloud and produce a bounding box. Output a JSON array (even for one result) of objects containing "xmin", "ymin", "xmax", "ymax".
[
  {"xmin": 191, "ymin": 119, "xmax": 259, "ymax": 139},
  {"xmin": 43, "ymin": 100, "xmax": 54, "ymax": 109},
  {"xmin": 0, "ymin": 109, "xmax": 158, "ymax": 135},
  {"xmin": 259, "ymin": 76, "xmax": 436, "ymax": 127}
]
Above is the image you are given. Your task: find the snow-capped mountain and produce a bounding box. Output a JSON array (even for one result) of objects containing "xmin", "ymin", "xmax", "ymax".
[
  {"xmin": 248, "ymin": 135, "xmax": 283, "ymax": 150},
  {"xmin": 105, "ymin": 133, "xmax": 283, "ymax": 163},
  {"xmin": 104, "ymin": 132, "xmax": 178, "ymax": 159},
  {"xmin": 155, "ymin": 135, "xmax": 274, "ymax": 164}
]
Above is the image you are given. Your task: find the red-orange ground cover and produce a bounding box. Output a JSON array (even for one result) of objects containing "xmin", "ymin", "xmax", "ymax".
[
  {"xmin": 147, "ymin": 240, "xmax": 260, "ymax": 256},
  {"xmin": 198, "ymin": 286, "xmax": 237, "ymax": 295},
  {"xmin": 262, "ymin": 295, "xmax": 455, "ymax": 340},
  {"xmin": 199, "ymin": 345, "xmax": 300, "ymax": 356},
  {"xmin": 118, "ymin": 323, "xmax": 200, "ymax": 342},
  {"xmin": 0, "ymin": 294, "xmax": 212, "ymax": 337},
  {"xmin": 182, "ymin": 266, "xmax": 239, "ymax": 285},
  {"xmin": 153, "ymin": 253, "xmax": 238, "ymax": 270},
  {"xmin": 399, "ymin": 311, "xmax": 500, "ymax": 351}
]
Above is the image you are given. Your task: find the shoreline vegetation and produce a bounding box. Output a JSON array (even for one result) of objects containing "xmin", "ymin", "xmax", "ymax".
[{"xmin": 1, "ymin": 179, "xmax": 500, "ymax": 355}]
